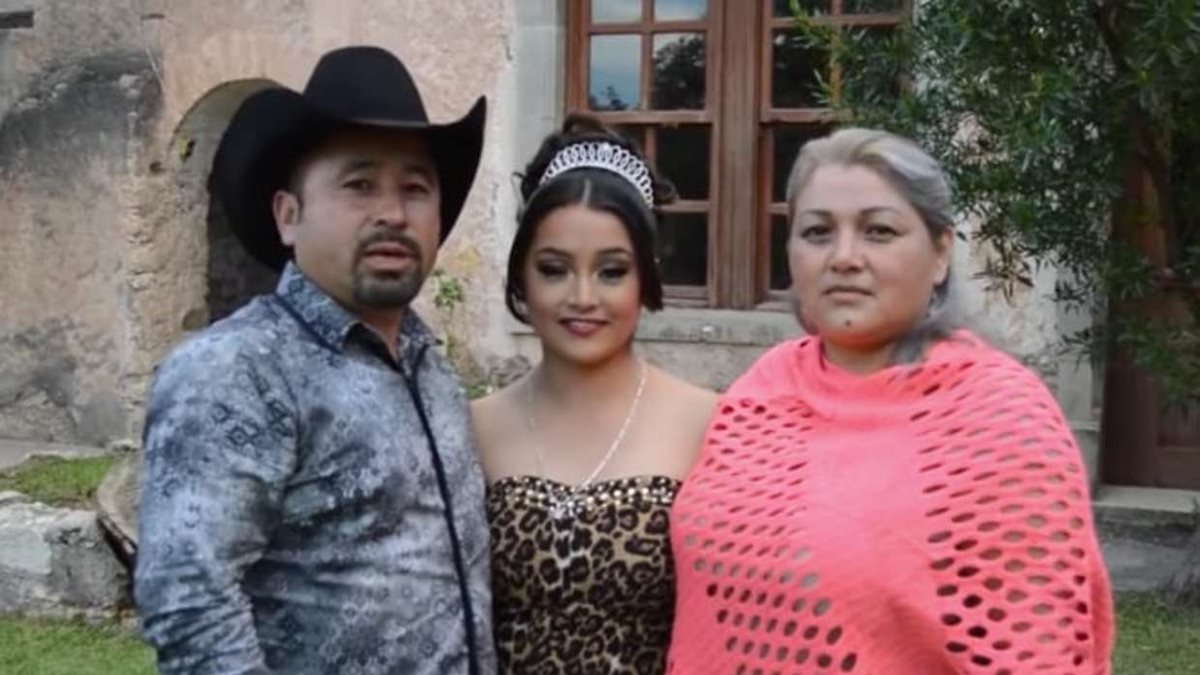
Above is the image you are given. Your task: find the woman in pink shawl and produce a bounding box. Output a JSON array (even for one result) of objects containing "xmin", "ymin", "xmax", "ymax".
[{"xmin": 667, "ymin": 128, "xmax": 1113, "ymax": 674}]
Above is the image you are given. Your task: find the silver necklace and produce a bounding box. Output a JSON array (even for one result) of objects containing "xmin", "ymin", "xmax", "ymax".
[{"xmin": 526, "ymin": 360, "xmax": 648, "ymax": 518}]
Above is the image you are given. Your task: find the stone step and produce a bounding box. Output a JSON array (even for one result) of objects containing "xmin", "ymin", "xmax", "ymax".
[
  {"xmin": 0, "ymin": 439, "xmax": 109, "ymax": 471},
  {"xmin": 1093, "ymin": 485, "xmax": 1200, "ymax": 593},
  {"xmin": 0, "ymin": 494, "xmax": 130, "ymax": 619}
]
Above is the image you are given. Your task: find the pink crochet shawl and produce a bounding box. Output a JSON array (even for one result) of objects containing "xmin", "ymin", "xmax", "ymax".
[{"xmin": 667, "ymin": 332, "xmax": 1113, "ymax": 674}]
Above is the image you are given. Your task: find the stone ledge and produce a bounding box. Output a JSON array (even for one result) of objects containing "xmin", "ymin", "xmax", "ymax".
[
  {"xmin": 1094, "ymin": 485, "xmax": 1200, "ymax": 529},
  {"xmin": 1093, "ymin": 485, "xmax": 1200, "ymax": 593},
  {"xmin": 0, "ymin": 490, "xmax": 29, "ymax": 508},
  {"xmin": 0, "ymin": 438, "xmax": 109, "ymax": 471},
  {"xmin": 636, "ymin": 308, "xmax": 800, "ymax": 346},
  {"xmin": 509, "ymin": 307, "xmax": 800, "ymax": 347},
  {"xmin": 0, "ymin": 498, "xmax": 129, "ymax": 620}
]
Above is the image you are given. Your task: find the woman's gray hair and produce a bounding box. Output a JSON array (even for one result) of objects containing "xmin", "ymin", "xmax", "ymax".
[{"xmin": 785, "ymin": 127, "xmax": 962, "ymax": 363}]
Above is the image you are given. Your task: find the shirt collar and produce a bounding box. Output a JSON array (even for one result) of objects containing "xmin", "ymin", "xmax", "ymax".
[{"xmin": 274, "ymin": 262, "xmax": 439, "ymax": 357}]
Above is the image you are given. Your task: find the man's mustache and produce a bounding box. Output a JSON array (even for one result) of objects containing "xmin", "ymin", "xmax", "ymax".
[{"xmin": 355, "ymin": 230, "xmax": 423, "ymax": 263}]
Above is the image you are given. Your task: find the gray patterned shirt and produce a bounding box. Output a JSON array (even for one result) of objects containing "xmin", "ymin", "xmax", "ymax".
[{"xmin": 135, "ymin": 263, "xmax": 495, "ymax": 675}]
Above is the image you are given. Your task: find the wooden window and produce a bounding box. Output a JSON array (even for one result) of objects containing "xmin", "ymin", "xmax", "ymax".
[
  {"xmin": 760, "ymin": 0, "xmax": 905, "ymax": 305},
  {"xmin": 566, "ymin": 0, "xmax": 718, "ymax": 306},
  {"xmin": 566, "ymin": 0, "xmax": 907, "ymax": 309}
]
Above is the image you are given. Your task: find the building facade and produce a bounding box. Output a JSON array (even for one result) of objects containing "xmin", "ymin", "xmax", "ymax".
[{"xmin": 1, "ymin": 0, "xmax": 1121, "ymax": 486}]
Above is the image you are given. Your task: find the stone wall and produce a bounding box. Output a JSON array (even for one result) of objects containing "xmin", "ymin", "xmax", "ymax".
[
  {"xmin": 0, "ymin": 0, "xmax": 518, "ymax": 445},
  {"xmin": 0, "ymin": 1, "xmax": 161, "ymax": 445},
  {"xmin": 0, "ymin": 0, "xmax": 1103, "ymax": 482}
]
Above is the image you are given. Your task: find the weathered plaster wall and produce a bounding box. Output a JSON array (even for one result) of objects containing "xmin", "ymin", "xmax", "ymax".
[
  {"xmin": 0, "ymin": 0, "xmax": 518, "ymax": 444},
  {"xmin": 954, "ymin": 221, "xmax": 1102, "ymax": 481},
  {"xmin": 127, "ymin": 0, "xmax": 517, "ymax": 435},
  {"xmin": 0, "ymin": 0, "xmax": 1102, "ymax": 486},
  {"xmin": 0, "ymin": 0, "xmax": 160, "ymax": 444}
]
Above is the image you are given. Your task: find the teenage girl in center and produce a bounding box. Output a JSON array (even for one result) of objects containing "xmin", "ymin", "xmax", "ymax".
[{"xmin": 472, "ymin": 115, "xmax": 717, "ymax": 674}]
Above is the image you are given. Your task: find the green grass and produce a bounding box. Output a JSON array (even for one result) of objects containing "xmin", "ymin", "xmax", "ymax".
[
  {"xmin": 0, "ymin": 618, "xmax": 154, "ymax": 675},
  {"xmin": 0, "ymin": 589, "xmax": 1194, "ymax": 673},
  {"xmin": 0, "ymin": 455, "xmax": 115, "ymax": 507},
  {"xmin": 1113, "ymin": 592, "xmax": 1200, "ymax": 674}
]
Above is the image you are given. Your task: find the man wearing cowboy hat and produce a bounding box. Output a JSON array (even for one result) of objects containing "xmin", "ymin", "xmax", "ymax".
[{"xmin": 134, "ymin": 46, "xmax": 495, "ymax": 675}]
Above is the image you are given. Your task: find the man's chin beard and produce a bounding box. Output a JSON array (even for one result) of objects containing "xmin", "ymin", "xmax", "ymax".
[{"xmin": 352, "ymin": 269, "xmax": 423, "ymax": 309}]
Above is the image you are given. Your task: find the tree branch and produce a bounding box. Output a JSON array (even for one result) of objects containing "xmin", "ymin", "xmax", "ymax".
[{"xmin": 1091, "ymin": 0, "xmax": 1180, "ymax": 268}]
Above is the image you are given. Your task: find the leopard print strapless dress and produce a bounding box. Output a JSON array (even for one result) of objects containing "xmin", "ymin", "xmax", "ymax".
[{"xmin": 487, "ymin": 475, "xmax": 680, "ymax": 674}]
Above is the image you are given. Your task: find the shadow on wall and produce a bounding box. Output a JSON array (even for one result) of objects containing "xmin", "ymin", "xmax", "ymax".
[
  {"xmin": 169, "ymin": 78, "xmax": 282, "ymax": 329},
  {"xmin": 206, "ymin": 189, "xmax": 279, "ymax": 324}
]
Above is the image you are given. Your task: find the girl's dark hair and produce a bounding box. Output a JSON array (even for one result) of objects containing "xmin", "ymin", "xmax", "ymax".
[{"xmin": 505, "ymin": 114, "xmax": 675, "ymax": 323}]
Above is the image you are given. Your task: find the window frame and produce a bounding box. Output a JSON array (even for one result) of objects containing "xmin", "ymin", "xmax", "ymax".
[{"xmin": 565, "ymin": 0, "xmax": 909, "ymax": 310}]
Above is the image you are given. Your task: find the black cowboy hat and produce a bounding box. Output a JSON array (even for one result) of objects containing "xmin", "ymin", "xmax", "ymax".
[{"xmin": 209, "ymin": 46, "xmax": 487, "ymax": 271}]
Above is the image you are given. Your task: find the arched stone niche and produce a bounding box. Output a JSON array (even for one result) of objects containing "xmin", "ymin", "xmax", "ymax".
[{"xmin": 169, "ymin": 78, "xmax": 281, "ymax": 328}]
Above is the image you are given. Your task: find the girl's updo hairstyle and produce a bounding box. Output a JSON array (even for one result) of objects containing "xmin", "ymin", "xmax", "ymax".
[{"xmin": 505, "ymin": 114, "xmax": 676, "ymax": 323}]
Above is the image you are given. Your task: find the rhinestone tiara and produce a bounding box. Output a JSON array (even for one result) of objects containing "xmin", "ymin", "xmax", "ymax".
[{"xmin": 537, "ymin": 141, "xmax": 655, "ymax": 207}]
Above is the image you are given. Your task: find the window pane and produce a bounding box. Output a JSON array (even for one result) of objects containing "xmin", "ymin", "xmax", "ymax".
[
  {"xmin": 772, "ymin": 125, "xmax": 831, "ymax": 203},
  {"xmin": 593, "ymin": 0, "xmax": 642, "ymax": 23},
  {"xmin": 590, "ymin": 35, "xmax": 642, "ymax": 111},
  {"xmin": 652, "ymin": 33, "xmax": 706, "ymax": 110},
  {"xmin": 655, "ymin": 0, "xmax": 707, "ymax": 21},
  {"xmin": 844, "ymin": 0, "xmax": 903, "ymax": 13},
  {"xmin": 657, "ymin": 125, "xmax": 710, "ymax": 200},
  {"xmin": 770, "ymin": 214, "xmax": 792, "ymax": 291},
  {"xmin": 658, "ymin": 212, "xmax": 708, "ymax": 286},
  {"xmin": 774, "ymin": 0, "xmax": 830, "ymax": 17},
  {"xmin": 771, "ymin": 29, "xmax": 828, "ymax": 108}
]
